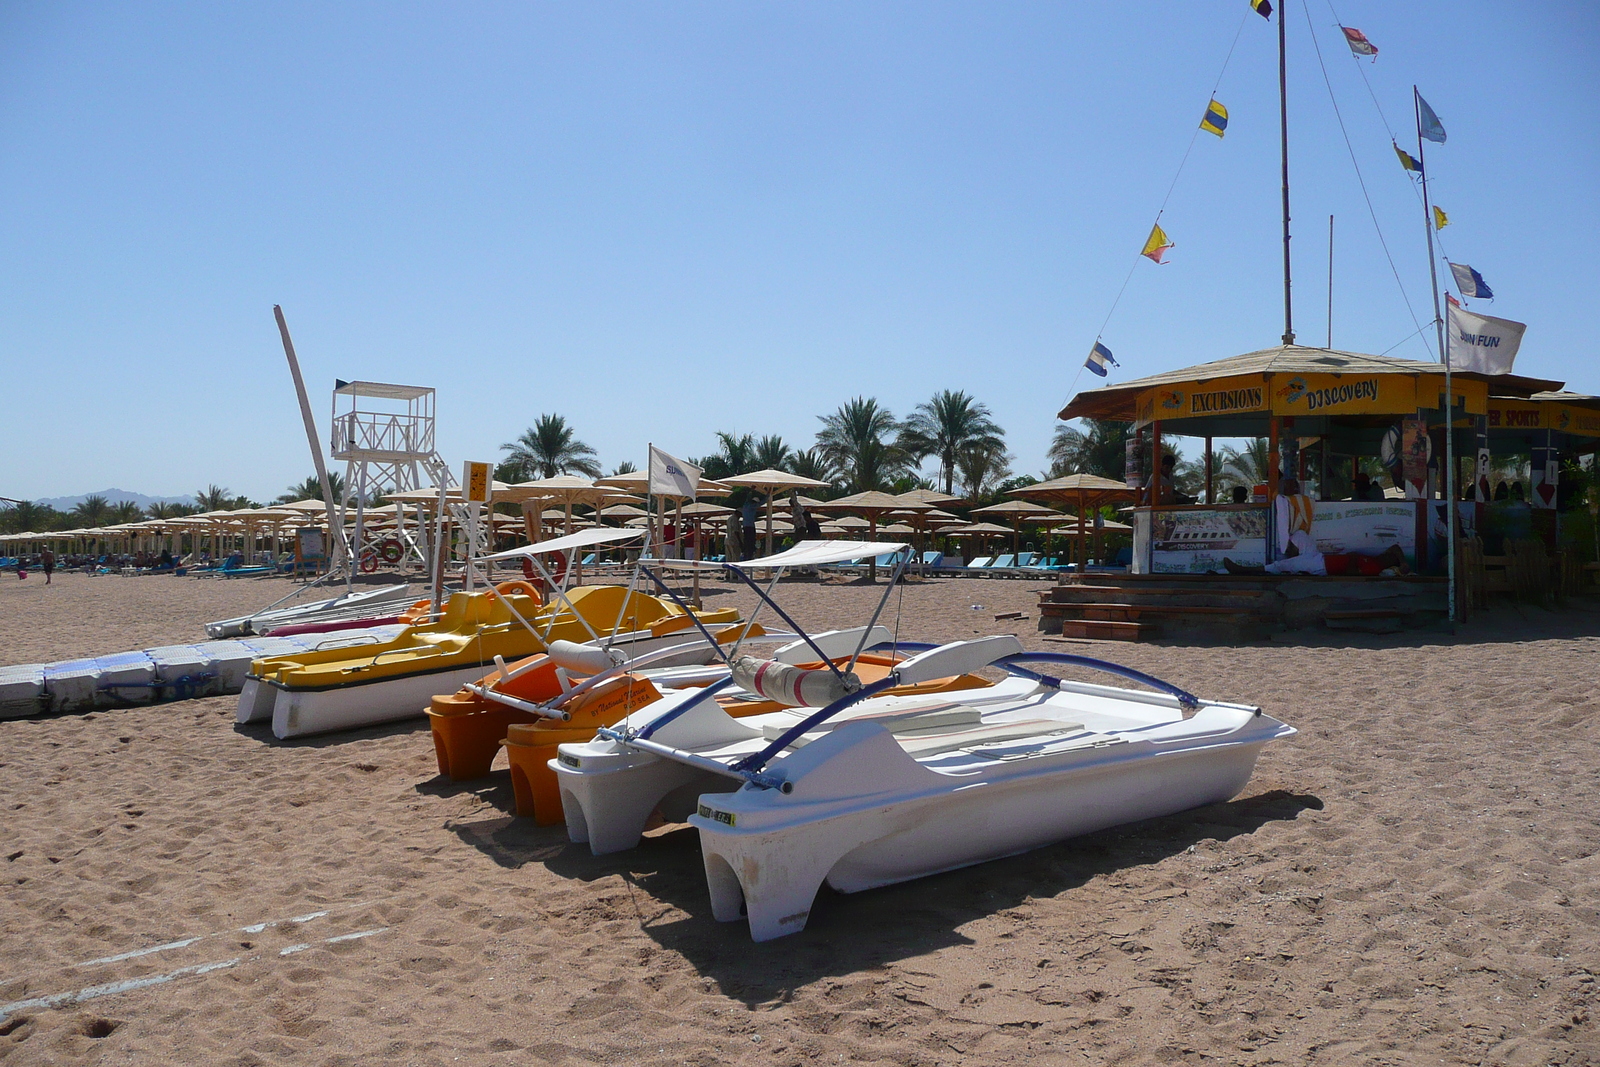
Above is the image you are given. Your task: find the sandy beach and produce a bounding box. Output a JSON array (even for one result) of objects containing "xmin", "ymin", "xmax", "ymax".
[{"xmin": 1, "ymin": 570, "xmax": 1596, "ymax": 1065}]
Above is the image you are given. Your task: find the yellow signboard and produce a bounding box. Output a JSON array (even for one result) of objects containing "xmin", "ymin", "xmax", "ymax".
[
  {"xmin": 463, "ymin": 461, "xmax": 492, "ymax": 503},
  {"xmin": 1488, "ymin": 400, "xmax": 1600, "ymax": 438},
  {"xmin": 1137, "ymin": 370, "xmax": 1490, "ymax": 426}
]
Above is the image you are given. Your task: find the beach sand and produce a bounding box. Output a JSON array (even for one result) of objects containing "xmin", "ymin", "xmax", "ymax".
[{"xmin": 1, "ymin": 569, "xmax": 1597, "ymax": 1065}]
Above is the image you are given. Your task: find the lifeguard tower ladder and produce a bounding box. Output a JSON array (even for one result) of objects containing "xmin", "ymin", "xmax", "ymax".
[{"xmin": 330, "ymin": 380, "xmax": 441, "ymax": 575}]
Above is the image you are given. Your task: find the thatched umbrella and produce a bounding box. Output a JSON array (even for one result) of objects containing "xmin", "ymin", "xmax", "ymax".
[
  {"xmin": 970, "ymin": 499, "xmax": 1062, "ymax": 556},
  {"xmin": 721, "ymin": 469, "xmax": 833, "ymax": 557},
  {"xmin": 1008, "ymin": 473, "xmax": 1136, "ymax": 569},
  {"xmin": 813, "ymin": 490, "xmax": 929, "ymax": 580}
]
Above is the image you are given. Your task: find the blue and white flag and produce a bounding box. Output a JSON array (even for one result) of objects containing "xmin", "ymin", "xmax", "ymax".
[
  {"xmin": 1085, "ymin": 341, "xmax": 1119, "ymax": 377},
  {"xmin": 1448, "ymin": 261, "xmax": 1493, "ymax": 300},
  {"xmin": 1417, "ymin": 93, "xmax": 1447, "ymax": 144},
  {"xmin": 648, "ymin": 444, "xmax": 701, "ymax": 500}
]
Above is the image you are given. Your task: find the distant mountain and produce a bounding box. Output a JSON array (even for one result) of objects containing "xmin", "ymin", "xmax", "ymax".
[{"xmin": 31, "ymin": 489, "xmax": 194, "ymax": 511}]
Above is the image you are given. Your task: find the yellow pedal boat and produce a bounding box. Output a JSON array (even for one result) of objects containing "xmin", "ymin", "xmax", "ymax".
[{"xmin": 237, "ymin": 581, "xmax": 739, "ymax": 739}]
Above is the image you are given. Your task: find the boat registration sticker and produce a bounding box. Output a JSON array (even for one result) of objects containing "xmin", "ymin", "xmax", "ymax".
[
  {"xmin": 558, "ymin": 753, "xmax": 582, "ymax": 768},
  {"xmin": 697, "ymin": 803, "xmax": 736, "ymax": 827}
]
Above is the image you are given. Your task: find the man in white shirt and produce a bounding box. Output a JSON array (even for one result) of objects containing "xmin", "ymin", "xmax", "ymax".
[{"xmin": 1263, "ymin": 478, "xmax": 1325, "ymax": 575}]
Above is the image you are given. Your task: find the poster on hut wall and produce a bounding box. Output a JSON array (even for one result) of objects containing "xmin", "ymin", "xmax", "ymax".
[
  {"xmin": 1149, "ymin": 508, "xmax": 1268, "ymax": 573},
  {"xmin": 1310, "ymin": 501, "xmax": 1418, "ymax": 564}
]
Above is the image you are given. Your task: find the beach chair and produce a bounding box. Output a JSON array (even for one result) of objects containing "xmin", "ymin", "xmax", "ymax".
[
  {"xmin": 989, "ymin": 554, "xmax": 1017, "ymax": 572},
  {"xmin": 966, "ymin": 556, "xmax": 994, "ymax": 570}
]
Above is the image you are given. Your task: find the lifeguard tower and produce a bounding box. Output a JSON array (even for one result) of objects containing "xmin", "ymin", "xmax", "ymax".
[{"xmin": 330, "ymin": 380, "xmax": 441, "ymax": 574}]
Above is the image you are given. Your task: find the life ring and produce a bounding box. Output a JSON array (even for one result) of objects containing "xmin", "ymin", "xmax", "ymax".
[
  {"xmin": 377, "ymin": 538, "xmax": 404, "ymax": 564},
  {"xmin": 548, "ymin": 552, "xmax": 569, "ymax": 585},
  {"xmin": 492, "ymin": 579, "xmax": 543, "ymax": 606},
  {"xmin": 358, "ymin": 550, "xmax": 380, "ymax": 574}
]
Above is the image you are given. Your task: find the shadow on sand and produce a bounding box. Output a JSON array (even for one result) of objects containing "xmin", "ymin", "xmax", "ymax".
[
  {"xmin": 443, "ymin": 787, "xmax": 1322, "ymax": 1002},
  {"xmin": 231, "ymin": 716, "xmax": 432, "ymax": 747}
]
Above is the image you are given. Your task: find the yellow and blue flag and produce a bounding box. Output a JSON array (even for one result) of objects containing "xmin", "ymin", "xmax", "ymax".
[
  {"xmin": 1393, "ymin": 142, "xmax": 1423, "ymax": 175},
  {"xmin": 1250, "ymin": 0, "xmax": 1272, "ymax": 19},
  {"xmin": 1200, "ymin": 99, "xmax": 1228, "ymax": 138}
]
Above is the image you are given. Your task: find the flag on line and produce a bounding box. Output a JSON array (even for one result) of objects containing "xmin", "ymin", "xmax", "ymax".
[
  {"xmin": 1393, "ymin": 142, "xmax": 1423, "ymax": 175},
  {"xmin": 1085, "ymin": 342, "xmax": 1119, "ymax": 378},
  {"xmin": 1433, "ymin": 205, "xmax": 1449, "ymax": 230},
  {"xmin": 1448, "ymin": 262, "xmax": 1493, "ymax": 301},
  {"xmin": 1446, "ymin": 302, "xmax": 1524, "ymax": 375},
  {"xmin": 1341, "ymin": 26, "xmax": 1378, "ymax": 58},
  {"xmin": 1417, "ymin": 93, "xmax": 1447, "ymax": 144},
  {"xmin": 1141, "ymin": 223, "xmax": 1174, "ymax": 264},
  {"xmin": 648, "ymin": 445, "xmax": 701, "ymax": 500},
  {"xmin": 1200, "ymin": 99, "xmax": 1229, "ymax": 138},
  {"xmin": 1250, "ymin": 0, "xmax": 1272, "ymax": 19}
]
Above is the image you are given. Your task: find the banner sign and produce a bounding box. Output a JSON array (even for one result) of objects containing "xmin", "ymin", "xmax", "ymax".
[
  {"xmin": 463, "ymin": 461, "xmax": 492, "ymax": 503},
  {"xmin": 1149, "ymin": 507, "xmax": 1268, "ymax": 574},
  {"xmin": 1134, "ymin": 371, "xmax": 1486, "ymax": 425},
  {"xmin": 1311, "ymin": 501, "xmax": 1418, "ymax": 565}
]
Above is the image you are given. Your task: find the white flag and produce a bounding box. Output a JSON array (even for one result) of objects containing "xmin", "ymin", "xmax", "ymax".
[
  {"xmin": 648, "ymin": 445, "xmax": 700, "ymax": 500},
  {"xmin": 1446, "ymin": 303, "xmax": 1524, "ymax": 375}
]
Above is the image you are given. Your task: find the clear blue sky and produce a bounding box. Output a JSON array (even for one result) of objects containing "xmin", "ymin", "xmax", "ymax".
[{"xmin": 3, "ymin": 1, "xmax": 1596, "ymax": 503}]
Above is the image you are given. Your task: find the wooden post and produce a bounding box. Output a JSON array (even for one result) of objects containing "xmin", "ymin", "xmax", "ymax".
[
  {"xmin": 1150, "ymin": 420, "xmax": 1164, "ymax": 506},
  {"xmin": 1204, "ymin": 437, "xmax": 1214, "ymax": 505},
  {"xmin": 1268, "ymin": 416, "xmax": 1281, "ymax": 500}
]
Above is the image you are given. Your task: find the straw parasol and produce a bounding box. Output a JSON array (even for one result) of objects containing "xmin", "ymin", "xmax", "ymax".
[
  {"xmin": 1008, "ymin": 473, "xmax": 1136, "ymax": 568},
  {"xmin": 720, "ymin": 469, "xmax": 833, "ymax": 557},
  {"xmin": 812, "ymin": 490, "xmax": 929, "ymax": 580},
  {"xmin": 970, "ymin": 499, "xmax": 1062, "ymax": 556},
  {"xmin": 892, "ymin": 488, "xmax": 963, "ymax": 507},
  {"xmin": 945, "ymin": 521, "xmax": 1014, "ymax": 558},
  {"xmin": 593, "ymin": 470, "xmax": 732, "ymax": 497}
]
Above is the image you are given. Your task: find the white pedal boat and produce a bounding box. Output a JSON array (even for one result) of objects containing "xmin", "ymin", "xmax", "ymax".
[{"xmin": 552, "ymin": 635, "xmax": 1293, "ymax": 941}]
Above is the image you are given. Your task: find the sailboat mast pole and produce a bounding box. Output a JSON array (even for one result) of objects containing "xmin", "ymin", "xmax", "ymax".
[
  {"xmin": 1277, "ymin": 5, "xmax": 1294, "ymax": 346},
  {"xmin": 1415, "ymin": 87, "xmax": 1455, "ymax": 625}
]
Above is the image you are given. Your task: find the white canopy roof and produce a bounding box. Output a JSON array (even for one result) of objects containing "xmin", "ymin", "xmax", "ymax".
[
  {"xmin": 655, "ymin": 539, "xmax": 910, "ymax": 570},
  {"xmin": 482, "ymin": 526, "xmax": 643, "ymax": 561}
]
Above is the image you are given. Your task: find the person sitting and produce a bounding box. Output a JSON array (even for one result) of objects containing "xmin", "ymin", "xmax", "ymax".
[
  {"xmin": 1230, "ymin": 485, "xmax": 1249, "ymax": 505},
  {"xmin": 1142, "ymin": 453, "xmax": 1195, "ymax": 505},
  {"xmin": 1224, "ymin": 478, "xmax": 1324, "ymax": 575},
  {"xmin": 1351, "ymin": 471, "xmax": 1376, "ymax": 501}
]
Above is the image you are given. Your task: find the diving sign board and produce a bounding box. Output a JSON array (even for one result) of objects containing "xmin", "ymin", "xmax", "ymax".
[{"xmin": 463, "ymin": 461, "xmax": 492, "ymax": 503}]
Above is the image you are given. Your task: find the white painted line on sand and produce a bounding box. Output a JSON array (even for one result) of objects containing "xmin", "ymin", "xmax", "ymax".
[{"xmin": 1, "ymin": 927, "xmax": 392, "ymax": 1021}]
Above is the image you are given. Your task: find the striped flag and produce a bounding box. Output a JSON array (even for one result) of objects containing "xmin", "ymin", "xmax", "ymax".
[
  {"xmin": 1200, "ymin": 99, "xmax": 1229, "ymax": 138},
  {"xmin": 1341, "ymin": 27, "xmax": 1378, "ymax": 58},
  {"xmin": 1085, "ymin": 342, "xmax": 1119, "ymax": 378},
  {"xmin": 1141, "ymin": 223, "xmax": 1174, "ymax": 264}
]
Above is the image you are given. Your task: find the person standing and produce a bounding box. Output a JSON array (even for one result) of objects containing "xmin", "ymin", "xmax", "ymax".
[
  {"xmin": 740, "ymin": 496, "xmax": 759, "ymax": 559},
  {"xmin": 40, "ymin": 548, "xmax": 54, "ymax": 585}
]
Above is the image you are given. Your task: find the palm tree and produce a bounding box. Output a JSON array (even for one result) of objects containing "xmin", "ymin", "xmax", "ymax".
[
  {"xmin": 72, "ymin": 494, "xmax": 113, "ymax": 527},
  {"xmin": 754, "ymin": 435, "xmax": 792, "ymax": 472},
  {"xmin": 275, "ymin": 472, "xmax": 346, "ymax": 505},
  {"xmin": 1216, "ymin": 438, "xmax": 1270, "ymax": 492},
  {"xmin": 899, "ymin": 390, "xmax": 1006, "ymax": 496},
  {"xmin": 956, "ymin": 441, "xmax": 1014, "ymax": 503},
  {"xmin": 145, "ymin": 501, "xmax": 194, "ymax": 520},
  {"xmin": 500, "ymin": 414, "xmax": 601, "ymax": 480},
  {"xmin": 110, "ymin": 501, "xmax": 142, "ymax": 523},
  {"xmin": 610, "ymin": 461, "xmax": 638, "ymax": 476},
  {"xmin": 697, "ymin": 431, "xmax": 758, "ymax": 481},
  {"xmin": 0, "ymin": 500, "xmax": 52, "ymax": 534},
  {"xmin": 815, "ymin": 397, "xmax": 912, "ymax": 493},
  {"xmin": 1048, "ymin": 420, "xmax": 1131, "ymax": 480},
  {"xmin": 786, "ymin": 448, "xmax": 832, "ymax": 488},
  {"xmin": 194, "ymin": 485, "xmax": 231, "ymax": 512}
]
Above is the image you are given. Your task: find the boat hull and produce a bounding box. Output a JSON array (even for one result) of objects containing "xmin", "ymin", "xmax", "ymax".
[
  {"xmin": 681, "ymin": 706, "xmax": 1292, "ymax": 941},
  {"xmin": 269, "ymin": 663, "xmax": 494, "ymax": 739}
]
